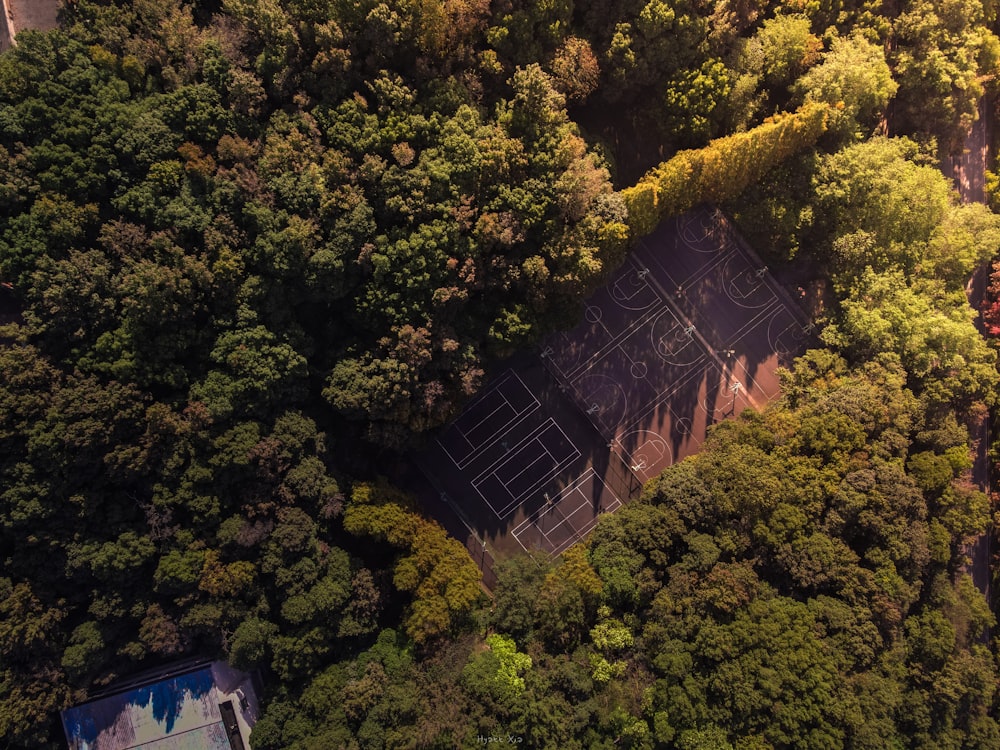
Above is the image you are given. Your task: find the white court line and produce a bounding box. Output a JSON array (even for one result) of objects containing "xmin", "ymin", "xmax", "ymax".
[
  {"xmin": 470, "ymin": 418, "xmax": 561, "ymax": 481},
  {"xmin": 495, "ymin": 450, "xmax": 554, "ymax": 499},
  {"xmin": 439, "ymin": 403, "xmax": 512, "ymax": 469},
  {"xmin": 572, "ymin": 370, "xmax": 627, "ymax": 404},
  {"xmin": 511, "ymin": 467, "xmax": 599, "ymax": 538},
  {"xmin": 550, "ymin": 495, "xmax": 623, "ymax": 555},
  {"xmin": 617, "ymin": 359, "xmax": 716, "ymax": 436},
  {"xmin": 650, "ymin": 312, "xmax": 706, "ymax": 366},
  {"xmin": 458, "ymin": 371, "xmax": 538, "ymax": 436},
  {"xmin": 722, "ymin": 259, "xmax": 780, "ymax": 310},
  {"xmin": 481, "ymin": 449, "xmax": 579, "ymax": 519},
  {"xmin": 636, "ymin": 236, "xmax": 737, "ymax": 295},
  {"xmin": 565, "ymin": 289, "xmax": 781, "ymax": 437},
  {"xmin": 567, "ymin": 311, "xmax": 702, "ymax": 390},
  {"xmin": 767, "ymin": 307, "xmax": 812, "ymax": 343},
  {"xmin": 489, "ymin": 430, "xmax": 580, "ymax": 518},
  {"xmin": 511, "ymin": 468, "xmax": 624, "ymax": 555},
  {"xmin": 455, "ymin": 398, "xmax": 510, "ymax": 450},
  {"xmin": 438, "ymin": 370, "xmax": 540, "ymax": 469},
  {"xmin": 713, "ymin": 300, "xmax": 786, "ymax": 352},
  {"xmin": 551, "ymin": 304, "xmax": 664, "ymax": 383},
  {"xmin": 569, "ymin": 327, "xmax": 714, "ymax": 437},
  {"xmin": 671, "ymin": 298, "xmax": 783, "ymax": 366},
  {"xmin": 543, "ymin": 492, "xmax": 594, "ymax": 538},
  {"xmin": 472, "ymin": 419, "xmax": 581, "ymax": 519},
  {"xmin": 678, "ymin": 210, "xmax": 733, "ymax": 250},
  {"xmin": 539, "ymin": 336, "xmax": 575, "ymax": 383},
  {"xmin": 547, "ymin": 260, "xmax": 669, "ymax": 383},
  {"xmin": 609, "ymin": 258, "xmax": 659, "ymax": 309}
]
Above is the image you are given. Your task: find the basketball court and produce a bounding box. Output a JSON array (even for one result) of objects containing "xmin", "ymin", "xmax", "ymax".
[
  {"xmin": 540, "ymin": 207, "xmax": 812, "ymax": 483},
  {"xmin": 415, "ymin": 206, "xmax": 814, "ymax": 565}
]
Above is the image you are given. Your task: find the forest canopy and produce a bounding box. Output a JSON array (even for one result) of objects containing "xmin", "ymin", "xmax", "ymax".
[{"xmin": 1, "ymin": 0, "xmax": 1000, "ymax": 747}]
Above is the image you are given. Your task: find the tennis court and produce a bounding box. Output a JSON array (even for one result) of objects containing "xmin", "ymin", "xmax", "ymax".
[
  {"xmin": 470, "ymin": 419, "xmax": 581, "ymax": 519},
  {"xmin": 511, "ymin": 468, "xmax": 624, "ymax": 555},
  {"xmin": 419, "ymin": 356, "xmax": 633, "ymax": 561},
  {"xmin": 415, "ymin": 206, "xmax": 814, "ymax": 566},
  {"xmin": 437, "ymin": 371, "xmax": 540, "ymax": 469}
]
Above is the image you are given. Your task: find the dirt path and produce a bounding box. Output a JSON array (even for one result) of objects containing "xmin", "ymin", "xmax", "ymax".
[
  {"xmin": 943, "ymin": 99, "xmax": 989, "ymax": 204},
  {"xmin": 945, "ymin": 96, "xmax": 994, "ymax": 640},
  {"xmin": 0, "ymin": 0, "xmax": 12, "ymax": 52},
  {"xmin": 0, "ymin": 0, "xmax": 59, "ymax": 51}
]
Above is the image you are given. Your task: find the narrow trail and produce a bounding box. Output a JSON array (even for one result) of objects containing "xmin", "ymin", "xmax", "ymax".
[
  {"xmin": 0, "ymin": 0, "xmax": 12, "ymax": 53},
  {"xmin": 0, "ymin": 0, "xmax": 60, "ymax": 52},
  {"xmin": 943, "ymin": 104, "xmax": 989, "ymax": 204},
  {"xmin": 944, "ymin": 97, "xmax": 993, "ymax": 638}
]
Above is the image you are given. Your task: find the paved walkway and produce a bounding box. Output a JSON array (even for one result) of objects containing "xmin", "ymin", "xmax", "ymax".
[
  {"xmin": 943, "ymin": 102, "xmax": 989, "ymax": 204},
  {"xmin": 0, "ymin": 0, "xmax": 60, "ymax": 51},
  {"xmin": 944, "ymin": 96, "xmax": 994, "ymax": 634}
]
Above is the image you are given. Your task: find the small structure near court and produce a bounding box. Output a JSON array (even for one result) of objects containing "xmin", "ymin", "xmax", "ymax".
[
  {"xmin": 60, "ymin": 659, "xmax": 259, "ymax": 750},
  {"xmin": 416, "ymin": 206, "xmax": 814, "ymax": 568}
]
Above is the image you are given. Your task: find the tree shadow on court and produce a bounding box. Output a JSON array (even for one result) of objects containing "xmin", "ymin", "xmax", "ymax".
[
  {"xmin": 410, "ymin": 206, "xmax": 815, "ymax": 584},
  {"xmin": 411, "ymin": 350, "xmax": 644, "ymax": 570}
]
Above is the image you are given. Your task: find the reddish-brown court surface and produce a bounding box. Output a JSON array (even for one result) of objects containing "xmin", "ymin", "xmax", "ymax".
[{"xmin": 414, "ymin": 206, "xmax": 815, "ymax": 578}]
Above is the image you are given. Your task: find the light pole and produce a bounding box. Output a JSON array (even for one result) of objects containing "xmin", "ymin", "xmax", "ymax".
[{"xmin": 730, "ymin": 381, "xmax": 742, "ymax": 415}]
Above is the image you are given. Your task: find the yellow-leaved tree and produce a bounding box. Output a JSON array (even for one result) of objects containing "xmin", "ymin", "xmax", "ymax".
[{"xmin": 344, "ymin": 481, "xmax": 483, "ymax": 645}]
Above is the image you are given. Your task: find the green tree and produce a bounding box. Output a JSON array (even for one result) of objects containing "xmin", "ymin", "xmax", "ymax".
[
  {"xmin": 821, "ymin": 269, "xmax": 998, "ymax": 409},
  {"xmin": 741, "ymin": 14, "xmax": 821, "ymax": 90},
  {"xmin": 344, "ymin": 482, "xmax": 482, "ymax": 645},
  {"xmin": 462, "ymin": 633, "xmax": 532, "ymax": 706},
  {"xmin": 890, "ymin": 0, "xmax": 1000, "ymax": 146},
  {"xmin": 623, "ymin": 103, "xmax": 829, "ymax": 235},
  {"xmin": 793, "ymin": 31, "xmax": 897, "ymax": 139},
  {"xmin": 812, "ymin": 137, "xmax": 955, "ymax": 289}
]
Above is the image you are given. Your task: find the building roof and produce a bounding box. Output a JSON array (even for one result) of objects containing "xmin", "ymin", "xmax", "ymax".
[{"xmin": 61, "ymin": 661, "xmax": 258, "ymax": 750}]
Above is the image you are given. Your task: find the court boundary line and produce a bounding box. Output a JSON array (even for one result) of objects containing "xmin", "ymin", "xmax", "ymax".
[
  {"xmin": 713, "ymin": 206, "xmax": 814, "ymax": 330},
  {"xmin": 616, "ymin": 431, "xmax": 673, "ymax": 475},
  {"xmin": 541, "ymin": 212, "xmax": 804, "ymax": 468},
  {"xmin": 542, "ymin": 259, "xmax": 666, "ymax": 383},
  {"xmin": 636, "ymin": 235, "xmax": 736, "ymax": 295},
  {"xmin": 420, "ymin": 206, "xmax": 817, "ymax": 573},
  {"xmin": 722, "ymin": 257, "xmax": 781, "ymax": 309},
  {"xmin": 511, "ymin": 467, "xmax": 624, "ymax": 555},
  {"xmin": 650, "ymin": 308, "xmax": 706, "ymax": 366},
  {"xmin": 438, "ymin": 370, "xmax": 540, "ymax": 470},
  {"xmin": 544, "ymin": 305, "xmax": 665, "ymax": 385},
  {"xmin": 608, "ymin": 259, "xmax": 662, "ymax": 311},
  {"xmin": 686, "ymin": 298, "xmax": 786, "ymax": 356},
  {"xmin": 570, "ymin": 347, "xmax": 710, "ymax": 439},
  {"xmin": 471, "ymin": 418, "xmax": 582, "ymax": 520}
]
